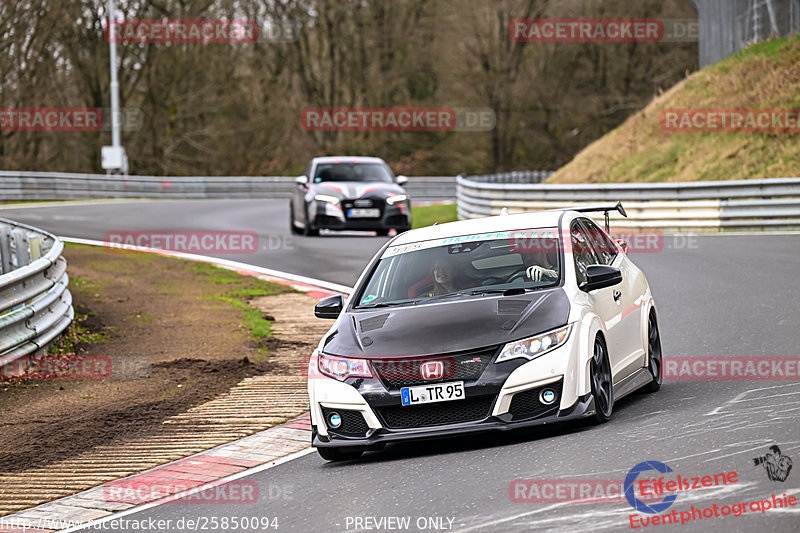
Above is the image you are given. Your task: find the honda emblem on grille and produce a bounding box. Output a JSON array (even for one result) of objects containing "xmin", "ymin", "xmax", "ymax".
[{"xmin": 420, "ymin": 361, "xmax": 444, "ymax": 380}]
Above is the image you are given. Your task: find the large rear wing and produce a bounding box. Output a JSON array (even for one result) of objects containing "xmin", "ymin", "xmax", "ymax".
[{"xmin": 569, "ymin": 201, "xmax": 627, "ymax": 232}]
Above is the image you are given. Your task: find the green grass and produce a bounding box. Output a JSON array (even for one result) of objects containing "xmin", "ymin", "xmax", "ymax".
[
  {"xmin": 412, "ymin": 203, "xmax": 458, "ymax": 228},
  {"xmin": 69, "ymin": 276, "xmax": 105, "ymax": 294},
  {"xmin": 66, "ymin": 245, "xmax": 294, "ymax": 356},
  {"xmin": 208, "ymin": 296, "xmax": 274, "ymax": 340},
  {"xmin": 134, "ymin": 312, "xmax": 154, "ymax": 324},
  {"xmin": 48, "ymin": 312, "xmax": 110, "ymax": 355},
  {"xmin": 191, "ymin": 261, "xmax": 295, "ymax": 352}
]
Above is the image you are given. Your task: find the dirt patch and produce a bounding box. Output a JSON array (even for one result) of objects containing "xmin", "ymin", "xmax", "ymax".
[{"xmin": 0, "ymin": 245, "xmax": 294, "ymax": 474}]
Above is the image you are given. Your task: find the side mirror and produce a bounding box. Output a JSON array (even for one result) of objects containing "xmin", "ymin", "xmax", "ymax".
[
  {"xmin": 580, "ymin": 264, "xmax": 622, "ymax": 292},
  {"xmin": 615, "ymin": 239, "xmax": 628, "ymax": 254},
  {"xmin": 396, "ymin": 175, "xmax": 408, "ymax": 186},
  {"xmin": 314, "ymin": 294, "xmax": 344, "ymax": 319},
  {"xmin": 295, "ymin": 175, "xmax": 309, "ymax": 185}
]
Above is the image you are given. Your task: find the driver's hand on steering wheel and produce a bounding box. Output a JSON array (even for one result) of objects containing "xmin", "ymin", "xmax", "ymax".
[{"xmin": 526, "ymin": 265, "xmax": 557, "ymax": 282}]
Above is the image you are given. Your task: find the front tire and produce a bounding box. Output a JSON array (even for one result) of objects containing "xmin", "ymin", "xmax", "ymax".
[
  {"xmin": 289, "ymin": 204, "xmax": 301, "ymax": 235},
  {"xmin": 642, "ymin": 311, "xmax": 662, "ymax": 393},
  {"xmin": 317, "ymin": 446, "xmax": 364, "ymax": 462},
  {"xmin": 375, "ymin": 229, "xmax": 390, "ymax": 237},
  {"xmin": 303, "ymin": 204, "xmax": 319, "ymax": 237},
  {"xmin": 590, "ymin": 337, "xmax": 613, "ymax": 423}
]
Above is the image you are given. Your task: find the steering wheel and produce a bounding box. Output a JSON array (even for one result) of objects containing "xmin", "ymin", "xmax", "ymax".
[{"xmin": 504, "ymin": 268, "xmax": 528, "ymax": 284}]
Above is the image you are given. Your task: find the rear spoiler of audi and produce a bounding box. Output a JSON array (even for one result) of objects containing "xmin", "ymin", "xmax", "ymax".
[{"xmin": 570, "ymin": 201, "xmax": 627, "ymax": 232}]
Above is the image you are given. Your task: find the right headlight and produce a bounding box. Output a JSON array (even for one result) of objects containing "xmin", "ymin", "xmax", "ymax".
[
  {"xmin": 495, "ymin": 324, "xmax": 572, "ymax": 364},
  {"xmin": 318, "ymin": 353, "xmax": 372, "ymax": 380}
]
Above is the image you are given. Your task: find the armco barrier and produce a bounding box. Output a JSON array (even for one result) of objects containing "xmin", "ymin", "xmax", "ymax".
[
  {"xmin": 0, "ymin": 217, "xmax": 73, "ymax": 368},
  {"xmin": 0, "ymin": 171, "xmax": 456, "ymax": 203},
  {"xmin": 457, "ymin": 175, "xmax": 800, "ymax": 231}
]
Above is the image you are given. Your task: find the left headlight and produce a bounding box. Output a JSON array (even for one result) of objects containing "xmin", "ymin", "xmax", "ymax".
[
  {"xmin": 319, "ymin": 353, "xmax": 372, "ymax": 380},
  {"xmin": 495, "ymin": 324, "xmax": 573, "ymax": 364},
  {"xmin": 386, "ymin": 194, "xmax": 407, "ymax": 205}
]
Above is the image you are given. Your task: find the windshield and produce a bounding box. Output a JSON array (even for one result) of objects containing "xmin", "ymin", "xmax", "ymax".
[
  {"xmin": 313, "ymin": 162, "xmax": 394, "ymax": 183},
  {"xmin": 356, "ymin": 230, "xmax": 561, "ymax": 308}
]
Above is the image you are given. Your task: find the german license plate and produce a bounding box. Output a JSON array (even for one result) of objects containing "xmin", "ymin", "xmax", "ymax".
[
  {"xmin": 347, "ymin": 208, "xmax": 380, "ymax": 218},
  {"xmin": 401, "ymin": 381, "xmax": 465, "ymax": 406}
]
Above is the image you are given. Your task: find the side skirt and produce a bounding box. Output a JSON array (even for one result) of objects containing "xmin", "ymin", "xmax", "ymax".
[{"xmin": 613, "ymin": 367, "xmax": 652, "ymax": 401}]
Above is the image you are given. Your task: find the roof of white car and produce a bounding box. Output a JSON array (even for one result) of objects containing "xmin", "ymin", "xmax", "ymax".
[
  {"xmin": 312, "ymin": 156, "xmax": 386, "ymax": 164},
  {"xmin": 392, "ymin": 211, "xmax": 567, "ymax": 246}
]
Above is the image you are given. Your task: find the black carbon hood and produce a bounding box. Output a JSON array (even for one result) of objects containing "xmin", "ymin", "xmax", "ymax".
[{"xmin": 323, "ymin": 288, "xmax": 571, "ymax": 358}]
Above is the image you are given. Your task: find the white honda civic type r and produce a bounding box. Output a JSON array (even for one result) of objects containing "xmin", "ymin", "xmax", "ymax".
[{"xmin": 307, "ymin": 204, "xmax": 662, "ymax": 461}]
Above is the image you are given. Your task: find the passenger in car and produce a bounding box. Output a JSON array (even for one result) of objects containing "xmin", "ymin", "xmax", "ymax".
[{"xmin": 431, "ymin": 258, "xmax": 460, "ymax": 295}]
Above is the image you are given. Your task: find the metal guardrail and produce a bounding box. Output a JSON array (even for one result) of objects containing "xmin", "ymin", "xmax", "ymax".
[
  {"xmin": 457, "ymin": 175, "xmax": 800, "ymax": 231},
  {"xmin": 463, "ymin": 170, "xmax": 554, "ymax": 184},
  {"xmin": 0, "ymin": 217, "xmax": 73, "ymax": 368},
  {"xmin": 0, "ymin": 171, "xmax": 456, "ymax": 203}
]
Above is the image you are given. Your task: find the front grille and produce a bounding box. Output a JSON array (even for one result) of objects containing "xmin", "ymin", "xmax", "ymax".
[
  {"xmin": 342, "ymin": 200, "xmax": 383, "ymax": 219},
  {"xmin": 507, "ymin": 379, "xmax": 563, "ymax": 420},
  {"xmin": 371, "ymin": 346, "xmax": 498, "ymax": 389},
  {"xmin": 320, "ymin": 407, "xmax": 370, "ymax": 438},
  {"xmin": 376, "ymin": 395, "xmax": 495, "ymax": 429}
]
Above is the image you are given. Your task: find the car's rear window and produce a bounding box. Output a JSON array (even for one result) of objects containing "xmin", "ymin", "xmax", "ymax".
[{"xmin": 356, "ymin": 230, "xmax": 561, "ymax": 308}]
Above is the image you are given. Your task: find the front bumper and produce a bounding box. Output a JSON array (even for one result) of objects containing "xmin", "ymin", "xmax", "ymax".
[
  {"xmin": 312, "ymin": 392, "xmax": 595, "ymax": 448},
  {"xmin": 309, "ymin": 330, "xmax": 592, "ymax": 448},
  {"xmin": 310, "ymin": 200, "xmax": 411, "ymax": 230}
]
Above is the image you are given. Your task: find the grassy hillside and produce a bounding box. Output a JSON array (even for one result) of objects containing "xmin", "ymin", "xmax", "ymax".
[{"xmin": 549, "ymin": 36, "xmax": 800, "ymax": 183}]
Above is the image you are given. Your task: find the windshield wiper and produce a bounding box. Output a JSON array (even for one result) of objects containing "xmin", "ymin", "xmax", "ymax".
[
  {"xmin": 362, "ymin": 301, "xmax": 411, "ymax": 308},
  {"xmin": 470, "ymin": 287, "xmax": 527, "ymax": 296},
  {"xmin": 425, "ymin": 291, "xmax": 474, "ymax": 302}
]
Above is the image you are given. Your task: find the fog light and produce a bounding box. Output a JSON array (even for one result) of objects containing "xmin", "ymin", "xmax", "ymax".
[
  {"xmin": 539, "ymin": 389, "xmax": 556, "ymax": 405},
  {"xmin": 328, "ymin": 412, "xmax": 342, "ymax": 428}
]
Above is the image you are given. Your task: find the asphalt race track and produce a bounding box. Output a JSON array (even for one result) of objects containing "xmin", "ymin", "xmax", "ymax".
[{"xmin": 2, "ymin": 200, "xmax": 799, "ymax": 532}]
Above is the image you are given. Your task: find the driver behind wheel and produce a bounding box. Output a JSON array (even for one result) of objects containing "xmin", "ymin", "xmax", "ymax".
[{"xmin": 521, "ymin": 249, "xmax": 558, "ymax": 282}]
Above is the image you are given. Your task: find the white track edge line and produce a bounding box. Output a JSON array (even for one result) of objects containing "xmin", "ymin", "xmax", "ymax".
[
  {"xmin": 61, "ymin": 237, "xmax": 353, "ymax": 294},
  {"xmin": 57, "ymin": 447, "xmax": 317, "ymax": 532}
]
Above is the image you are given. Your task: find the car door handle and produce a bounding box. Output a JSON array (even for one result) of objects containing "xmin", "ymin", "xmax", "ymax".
[{"xmin": 613, "ymin": 290, "xmax": 622, "ymax": 302}]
